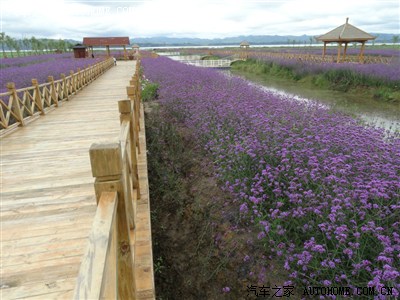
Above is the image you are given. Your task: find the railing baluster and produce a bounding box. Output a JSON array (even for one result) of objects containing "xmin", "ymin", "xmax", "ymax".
[
  {"xmin": 7, "ymin": 82, "xmax": 25, "ymax": 126},
  {"xmin": 119, "ymin": 99, "xmax": 140, "ymax": 200},
  {"xmin": 126, "ymin": 86, "xmax": 141, "ymax": 154},
  {"xmin": 47, "ymin": 76, "xmax": 59, "ymax": 107}
]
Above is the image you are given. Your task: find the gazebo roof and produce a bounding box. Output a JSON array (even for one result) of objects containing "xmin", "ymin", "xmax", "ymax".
[
  {"xmin": 317, "ymin": 18, "xmax": 375, "ymax": 42},
  {"xmin": 240, "ymin": 41, "xmax": 250, "ymax": 46},
  {"xmin": 83, "ymin": 37, "xmax": 130, "ymax": 46}
]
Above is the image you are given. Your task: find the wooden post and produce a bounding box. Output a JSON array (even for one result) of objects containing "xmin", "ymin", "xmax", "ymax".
[
  {"xmin": 322, "ymin": 42, "xmax": 327, "ymax": 59},
  {"xmin": 343, "ymin": 42, "xmax": 348, "ymax": 61},
  {"xmin": 77, "ymin": 68, "xmax": 82, "ymax": 89},
  {"xmin": 61, "ymin": 73, "xmax": 68, "ymax": 101},
  {"xmin": 31, "ymin": 79, "xmax": 45, "ymax": 114},
  {"xmin": 123, "ymin": 45, "xmax": 127, "ymax": 60},
  {"xmin": 70, "ymin": 70, "xmax": 76, "ymax": 93},
  {"xmin": 106, "ymin": 45, "xmax": 111, "ymax": 57},
  {"xmin": 47, "ymin": 76, "xmax": 59, "ymax": 107},
  {"xmin": 119, "ymin": 100, "xmax": 140, "ymax": 200},
  {"xmin": 89, "ymin": 143, "xmax": 136, "ymax": 299},
  {"xmin": 337, "ymin": 42, "xmax": 342, "ymax": 63},
  {"xmin": 6, "ymin": 82, "xmax": 25, "ymax": 126},
  {"xmin": 360, "ymin": 42, "xmax": 365, "ymax": 63},
  {"xmin": 126, "ymin": 86, "xmax": 141, "ymax": 154}
]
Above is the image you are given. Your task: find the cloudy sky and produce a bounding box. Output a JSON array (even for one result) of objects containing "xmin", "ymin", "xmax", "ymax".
[{"xmin": 1, "ymin": 0, "xmax": 399, "ymax": 40}]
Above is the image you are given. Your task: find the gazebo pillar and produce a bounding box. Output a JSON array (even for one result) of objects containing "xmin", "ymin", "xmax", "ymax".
[
  {"xmin": 359, "ymin": 42, "xmax": 366, "ymax": 63},
  {"xmin": 343, "ymin": 42, "xmax": 348, "ymax": 61},
  {"xmin": 337, "ymin": 42, "xmax": 342, "ymax": 63},
  {"xmin": 123, "ymin": 45, "xmax": 127, "ymax": 60},
  {"xmin": 322, "ymin": 42, "xmax": 327, "ymax": 59},
  {"xmin": 106, "ymin": 45, "xmax": 111, "ymax": 57}
]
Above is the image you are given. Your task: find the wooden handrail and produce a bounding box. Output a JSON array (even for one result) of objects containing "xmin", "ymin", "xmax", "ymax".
[
  {"xmin": 73, "ymin": 191, "xmax": 118, "ymax": 299},
  {"xmin": 74, "ymin": 60, "xmax": 144, "ymax": 299},
  {"xmin": 0, "ymin": 58, "xmax": 114, "ymax": 136}
]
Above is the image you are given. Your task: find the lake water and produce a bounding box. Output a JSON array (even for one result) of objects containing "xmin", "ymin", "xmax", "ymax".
[{"xmin": 229, "ymin": 69, "xmax": 400, "ymax": 133}]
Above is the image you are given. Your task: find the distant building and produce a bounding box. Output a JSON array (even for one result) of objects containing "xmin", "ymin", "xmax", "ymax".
[
  {"xmin": 83, "ymin": 37, "xmax": 130, "ymax": 59},
  {"xmin": 72, "ymin": 44, "xmax": 87, "ymax": 58},
  {"xmin": 239, "ymin": 41, "xmax": 250, "ymax": 60}
]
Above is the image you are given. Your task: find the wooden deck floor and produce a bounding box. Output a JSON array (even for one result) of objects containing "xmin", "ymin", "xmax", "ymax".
[{"xmin": 0, "ymin": 61, "xmax": 155, "ymax": 299}]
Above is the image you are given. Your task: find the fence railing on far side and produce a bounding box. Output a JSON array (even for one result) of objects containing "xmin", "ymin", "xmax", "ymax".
[
  {"xmin": 0, "ymin": 58, "xmax": 114, "ymax": 137},
  {"xmin": 73, "ymin": 59, "xmax": 154, "ymax": 299}
]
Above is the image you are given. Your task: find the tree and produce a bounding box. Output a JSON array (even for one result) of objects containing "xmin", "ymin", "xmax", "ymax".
[
  {"xmin": 48, "ymin": 40, "xmax": 56, "ymax": 53},
  {"xmin": 0, "ymin": 32, "xmax": 6, "ymax": 58},
  {"xmin": 30, "ymin": 36, "xmax": 38, "ymax": 54},
  {"xmin": 14, "ymin": 39, "xmax": 21, "ymax": 56},
  {"xmin": 41, "ymin": 39, "xmax": 49, "ymax": 53},
  {"xmin": 392, "ymin": 35, "xmax": 399, "ymax": 45},
  {"xmin": 5, "ymin": 35, "xmax": 17, "ymax": 58},
  {"xmin": 22, "ymin": 37, "xmax": 31, "ymax": 54},
  {"xmin": 65, "ymin": 41, "xmax": 74, "ymax": 52},
  {"xmin": 56, "ymin": 39, "xmax": 65, "ymax": 52}
]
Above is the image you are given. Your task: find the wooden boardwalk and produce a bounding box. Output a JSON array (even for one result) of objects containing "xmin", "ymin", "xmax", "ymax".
[{"xmin": 0, "ymin": 61, "xmax": 155, "ymax": 299}]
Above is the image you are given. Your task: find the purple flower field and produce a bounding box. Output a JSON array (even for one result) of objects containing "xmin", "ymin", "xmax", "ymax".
[
  {"xmin": 142, "ymin": 57, "xmax": 400, "ymax": 298},
  {"xmin": 251, "ymin": 47, "xmax": 400, "ymax": 58},
  {"xmin": 184, "ymin": 47, "xmax": 400, "ymax": 85},
  {"xmin": 248, "ymin": 53, "xmax": 400, "ymax": 84},
  {"xmin": 0, "ymin": 53, "xmax": 103, "ymax": 92}
]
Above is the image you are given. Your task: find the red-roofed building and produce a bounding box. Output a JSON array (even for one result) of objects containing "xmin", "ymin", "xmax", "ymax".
[{"xmin": 83, "ymin": 37, "xmax": 130, "ymax": 59}]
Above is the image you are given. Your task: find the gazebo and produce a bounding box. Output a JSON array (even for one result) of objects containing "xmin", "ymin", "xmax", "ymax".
[
  {"xmin": 239, "ymin": 41, "xmax": 250, "ymax": 60},
  {"xmin": 83, "ymin": 37, "xmax": 130, "ymax": 59},
  {"xmin": 132, "ymin": 44, "xmax": 140, "ymax": 60},
  {"xmin": 316, "ymin": 18, "xmax": 375, "ymax": 63}
]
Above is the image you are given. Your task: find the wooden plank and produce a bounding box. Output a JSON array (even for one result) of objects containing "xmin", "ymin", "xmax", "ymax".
[{"xmin": 1, "ymin": 278, "xmax": 75, "ymax": 299}]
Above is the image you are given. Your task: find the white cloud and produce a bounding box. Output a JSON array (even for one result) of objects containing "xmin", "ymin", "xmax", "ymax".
[{"xmin": 0, "ymin": 0, "xmax": 398, "ymax": 40}]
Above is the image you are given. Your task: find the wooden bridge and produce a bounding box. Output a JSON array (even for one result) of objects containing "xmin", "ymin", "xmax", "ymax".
[
  {"xmin": 0, "ymin": 59, "xmax": 155, "ymax": 299},
  {"xmin": 159, "ymin": 51, "xmax": 243, "ymax": 68},
  {"xmin": 179, "ymin": 59, "xmax": 236, "ymax": 68}
]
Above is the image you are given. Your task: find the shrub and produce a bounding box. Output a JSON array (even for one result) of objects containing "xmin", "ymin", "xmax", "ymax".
[{"xmin": 141, "ymin": 81, "xmax": 159, "ymax": 101}]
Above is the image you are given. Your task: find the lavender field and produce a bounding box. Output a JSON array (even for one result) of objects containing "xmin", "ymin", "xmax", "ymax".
[
  {"xmin": 246, "ymin": 53, "xmax": 400, "ymax": 86},
  {"xmin": 0, "ymin": 53, "xmax": 103, "ymax": 93},
  {"xmin": 142, "ymin": 56, "xmax": 400, "ymax": 298},
  {"xmin": 184, "ymin": 47, "xmax": 400, "ymax": 89}
]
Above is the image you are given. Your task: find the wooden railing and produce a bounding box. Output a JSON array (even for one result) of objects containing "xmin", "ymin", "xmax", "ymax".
[
  {"xmin": 181, "ymin": 48, "xmax": 395, "ymax": 64},
  {"xmin": 74, "ymin": 61, "xmax": 145, "ymax": 299},
  {"xmin": 0, "ymin": 58, "xmax": 114, "ymax": 136},
  {"xmin": 181, "ymin": 59, "xmax": 234, "ymax": 68}
]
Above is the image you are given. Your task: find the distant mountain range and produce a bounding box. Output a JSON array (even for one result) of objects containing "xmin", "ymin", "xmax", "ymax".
[{"xmin": 130, "ymin": 33, "xmax": 398, "ymax": 47}]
